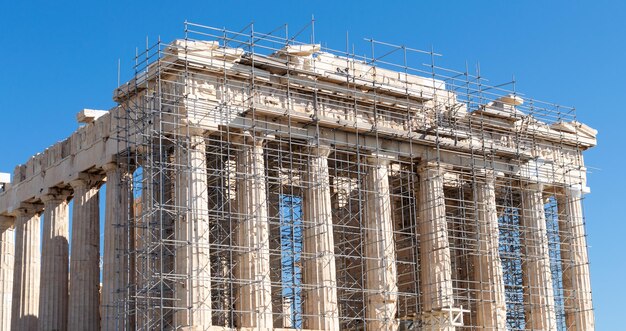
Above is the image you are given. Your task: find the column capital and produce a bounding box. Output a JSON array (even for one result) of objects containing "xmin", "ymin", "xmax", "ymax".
[
  {"xmin": 306, "ymin": 143, "xmax": 331, "ymax": 158},
  {"xmin": 187, "ymin": 127, "xmax": 206, "ymax": 137},
  {"xmin": 0, "ymin": 215, "xmax": 14, "ymax": 228},
  {"xmin": 11, "ymin": 202, "xmax": 43, "ymax": 217},
  {"xmin": 560, "ymin": 183, "xmax": 588, "ymax": 199},
  {"xmin": 173, "ymin": 123, "xmax": 206, "ymax": 137},
  {"xmin": 103, "ymin": 162, "xmax": 136, "ymax": 177},
  {"xmin": 474, "ymin": 169, "xmax": 504, "ymax": 184},
  {"xmin": 69, "ymin": 173, "xmax": 104, "ymax": 190},
  {"xmin": 102, "ymin": 162, "xmax": 118, "ymax": 173},
  {"xmin": 179, "ymin": 126, "xmax": 206, "ymax": 138},
  {"xmin": 521, "ymin": 181, "xmax": 544, "ymax": 192},
  {"xmin": 364, "ymin": 153, "xmax": 395, "ymax": 166},
  {"xmin": 417, "ymin": 161, "xmax": 452, "ymax": 176},
  {"xmin": 231, "ymin": 130, "xmax": 273, "ymax": 147},
  {"xmin": 69, "ymin": 179, "xmax": 89, "ymax": 190},
  {"xmin": 41, "ymin": 188, "xmax": 72, "ymax": 204}
]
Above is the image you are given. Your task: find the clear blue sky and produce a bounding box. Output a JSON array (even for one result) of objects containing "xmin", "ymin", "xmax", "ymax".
[{"xmin": 1, "ymin": 1, "xmax": 623, "ymax": 329}]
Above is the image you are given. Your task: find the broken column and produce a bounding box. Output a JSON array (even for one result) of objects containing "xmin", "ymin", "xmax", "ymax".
[
  {"xmin": 68, "ymin": 178, "xmax": 101, "ymax": 331},
  {"xmin": 363, "ymin": 154, "xmax": 398, "ymax": 330},
  {"xmin": 417, "ymin": 163, "xmax": 458, "ymax": 330},
  {"xmin": 174, "ymin": 133, "xmax": 212, "ymax": 328},
  {"xmin": 0, "ymin": 216, "xmax": 15, "ymax": 330},
  {"xmin": 235, "ymin": 133, "xmax": 273, "ymax": 329},
  {"xmin": 102, "ymin": 163, "xmax": 132, "ymax": 331},
  {"xmin": 557, "ymin": 186, "xmax": 595, "ymax": 330},
  {"xmin": 472, "ymin": 173, "xmax": 507, "ymax": 329},
  {"xmin": 38, "ymin": 191, "xmax": 70, "ymax": 331},
  {"xmin": 520, "ymin": 183, "xmax": 557, "ymax": 330},
  {"xmin": 11, "ymin": 205, "xmax": 42, "ymax": 331},
  {"xmin": 302, "ymin": 145, "xmax": 339, "ymax": 330}
]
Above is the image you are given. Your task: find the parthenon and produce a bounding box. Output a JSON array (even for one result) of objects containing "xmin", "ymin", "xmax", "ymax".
[{"xmin": 0, "ymin": 22, "xmax": 596, "ymax": 330}]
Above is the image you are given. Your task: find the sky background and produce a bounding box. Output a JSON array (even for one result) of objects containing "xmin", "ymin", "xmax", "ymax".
[{"xmin": 0, "ymin": 1, "xmax": 624, "ymax": 329}]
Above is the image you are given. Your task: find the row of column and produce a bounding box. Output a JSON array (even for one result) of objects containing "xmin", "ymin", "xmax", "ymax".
[
  {"xmin": 472, "ymin": 178, "xmax": 595, "ymax": 331},
  {"xmin": 0, "ymin": 137, "xmax": 594, "ymax": 331},
  {"xmin": 0, "ymin": 170, "xmax": 129, "ymax": 331}
]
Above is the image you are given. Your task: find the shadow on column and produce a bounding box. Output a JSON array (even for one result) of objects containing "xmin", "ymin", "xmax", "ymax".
[{"xmin": 16, "ymin": 315, "xmax": 38, "ymax": 330}]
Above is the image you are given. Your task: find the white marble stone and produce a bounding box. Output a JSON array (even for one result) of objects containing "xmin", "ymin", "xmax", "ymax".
[
  {"xmin": 0, "ymin": 216, "xmax": 15, "ymax": 331},
  {"xmin": 473, "ymin": 175, "xmax": 507, "ymax": 329},
  {"xmin": 102, "ymin": 164, "xmax": 132, "ymax": 331},
  {"xmin": 558, "ymin": 186, "xmax": 595, "ymax": 331},
  {"xmin": 302, "ymin": 145, "xmax": 339, "ymax": 330},
  {"xmin": 11, "ymin": 207, "xmax": 41, "ymax": 331},
  {"xmin": 235, "ymin": 134, "xmax": 273, "ymax": 329},
  {"xmin": 363, "ymin": 155, "xmax": 398, "ymax": 331},
  {"xmin": 521, "ymin": 184, "xmax": 557, "ymax": 330},
  {"xmin": 418, "ymin": 164, "xmax": 457, "ymax": 330},
  {"xmin": 174, "ymin": 135, "xmax": 212, "ymax": 329},
  {"xmin": 68, "ymin": 179, "xmax": 101, "ymax": 331},
  {"xmin": 38, "ymin": 193, "xmax": 70, "ymax": 331}
]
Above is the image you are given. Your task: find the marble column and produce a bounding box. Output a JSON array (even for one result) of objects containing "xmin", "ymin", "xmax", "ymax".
[
  {"xmin": 102, "ymin": 164, "xmax": 132, "ymax": 331},
  {"xmin": 302, "ymin": 145, "xmax": 339, "ymax": 330},
  {"xmin": 68, "ymin": 178, "xmax": 101, "ymax": 331},
  {"xmin": 174, "ymin": 134, "xmax": 212, "ymax": 328},
  {"xmin": 38, "ymin": 192, "xmax": 70, "ymax": 331},
  {"xmin": 417, "ymin": 164, "xmax": 456, "ymax": 330},
  {"xmin": 11, "ymin": 206, "xmax": 42, "ymax": 331},
  {"xmin": 520, "ymin": 183, "xmax": 557, "ymax": 330},
  {"xmin": 557, "ymin": 186, "xmax": 595, "ymax": 330},
  {"xmin": 235, "ymin": 134, "xmax": 273, "ymax": 329},
  {"xmin": 363, "ymin": 155, "xmax": 398, "ymax": 330},
  {"xmin": 0, "ymin": 216, "xmax": 15, "ymax": 330},
  {"xmin": 135, "ymin": 163, "xmax": 152, "ymax": 329},
  {"xmin": 472, "ymin": 174, "xmax": 507, "ymax": 330}
]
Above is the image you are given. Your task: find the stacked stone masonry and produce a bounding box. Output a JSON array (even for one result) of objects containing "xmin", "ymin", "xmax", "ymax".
[{"xmin": 0, "ymin": 23, "xmax": 596, "ymax": 330}]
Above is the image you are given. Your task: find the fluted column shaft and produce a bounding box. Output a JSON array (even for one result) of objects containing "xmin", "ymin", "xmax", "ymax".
[
  {"xmin": 102, "ymin": 164, "xmax": 132, "ymax": 331},
  {"xmin": 11, "ymin": 208, "xmax": 41, "ymax": 331},
  {"xmin": 521, "ymin": 184, "xmax": 557, "ymax": 330},
  {"xmin": 0, "ymin": 216, "xmax": 15, "ymax": 330},
  {"xmin": 557, "ymin": 187, "xmax": 595, "ymax": 330},
  {"xmin": 175, "ymin": 135, "xmax": 212, "ymax": 328},
  {"xmin": 363, "ymin": 155, "xmax": 398, "ymax": 330},
  {"xmin": 135, "ymin": 161, "xmax": 154, "ymax": 328},
  {"xmin": 235, "ymin": 135, "xmax": 273, "ymax": 329},
  {"xmin": 418, "ymin": 165, "xmax": 455, "ymax": 312},
  {"xmin": 302, "ymin": 146, "xmax": 339, "ymax": 330},
  {"xmin": 39, "ymin": 194, "xmax": 70, "ymax": 331},
  {"xmin": 68, "ymin": 179, "xmax": 101, "ymax": 331},
  {"xmin": 473, "ymin": 176, "xmax": 507, "ymax": 330}
]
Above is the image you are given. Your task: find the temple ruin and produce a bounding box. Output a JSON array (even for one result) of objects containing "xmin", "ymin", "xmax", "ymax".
[{"xmin": 0, "ymin": 22, "xmax": 596, "ymax": 330}]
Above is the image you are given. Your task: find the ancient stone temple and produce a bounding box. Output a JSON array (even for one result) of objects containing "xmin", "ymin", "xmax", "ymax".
[{"xmin": 0, "ymin": 22, "xmax": 596, "ymax": 330}]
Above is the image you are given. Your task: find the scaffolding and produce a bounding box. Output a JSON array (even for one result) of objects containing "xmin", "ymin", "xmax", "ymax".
[{"xmin": 110, "ymin": 20, "xmax": 595, "ymax": 330}]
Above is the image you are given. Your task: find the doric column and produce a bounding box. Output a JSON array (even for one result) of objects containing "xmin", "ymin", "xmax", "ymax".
[
  {"xmin": 520, "ymin": 183, "xmax": 557, "ymax": 330},
  {"xmin": 134, "ymin": 162, "xmax": 151, "ymax": 329},
  {"xmin": 472, "ymin": 173, "xmax": 507, "ymax": 330},
  {"xmin": 235, "ymin": 133, "xmax": 273, "ymax": 329},
  {"xmin": 363, "ymin": 154, "xmax": 398, "ymax": 330},
  {"xmin": 302, "ymin": 145, "xmax": 339, "ymax": 330},
  {"xmin": 38, "ymin": 191, "xmax": 70, "ymax": 331},
  {"xmin": 417, "ymin": 163, "xmax": 457, "ymax": 330},
  {"xmin": 102, "ymin": 163, "xmax": 132, "ymax": 331},
  {"xmin": 174, "ymin": 134, "xmax": 212, "ymax": 328},
  {"xmin": 68, "ymin": 178, "xmax": 101, "ymax": 331},
  {"xmin": 557, "ymin": 186, "xmax": 595, "ymax": 330},
  {"xmin": 0, "ymin": 216, "xmax": 15, "ymax": 330},
  {"xmin": 11, "ymin": 205, "xmax": 42, "ymax": 331}
]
